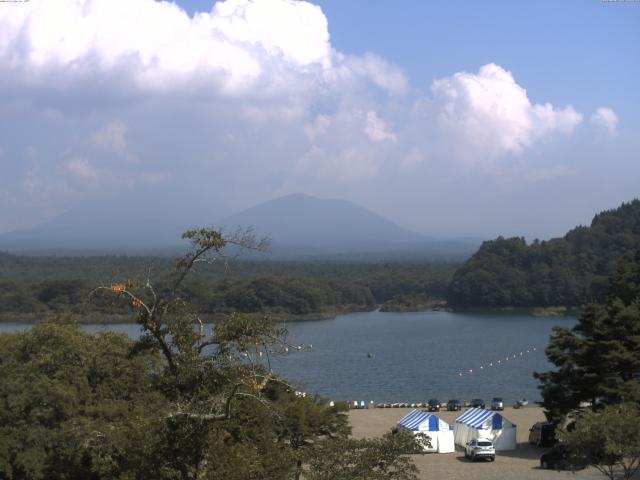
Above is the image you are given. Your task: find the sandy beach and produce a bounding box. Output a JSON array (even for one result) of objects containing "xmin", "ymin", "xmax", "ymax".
[{"xmin": 348, "ymin": 407, "xmax": 608, "ymax": 480}]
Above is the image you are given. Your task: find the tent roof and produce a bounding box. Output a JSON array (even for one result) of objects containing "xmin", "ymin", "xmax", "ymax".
[
  {"xmin": 455, "ymin": 408, "xmax": 514, "ymax": 430},
  {"xmin": 398, "ymin": 409, "xmax": 452, "ymax": 431}
]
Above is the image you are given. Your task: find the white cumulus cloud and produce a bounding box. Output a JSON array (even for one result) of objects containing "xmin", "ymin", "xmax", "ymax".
[
  {"xmin": 299, "ymin": 109, "xmax": 398, "ymax": 180},
  {"xmin": 430, "ymin": 63, "xmax": 583, "ymax": 158},
  {"xmin": 591, "ymin": 107, "xmax": 618, "ymax": 137},
  {"xmin": 365, "ymin": 111, "xmax": 396, "ymax": 142},
  {"xmin": 211, "ymin": 0, "xmax": 331, "ymax": 67},
  {"xmin": 0, "ymin": 0, "xmax": 405, "ymax": 97},
  {"xmin": 333, "ymin": 52, "xmax": 409, "ymax": 95}
]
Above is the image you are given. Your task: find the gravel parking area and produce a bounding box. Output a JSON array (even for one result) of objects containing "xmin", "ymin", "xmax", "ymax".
[{"xmin": 348, "ymin": 407, "xmax": 607, "ymax": 480}]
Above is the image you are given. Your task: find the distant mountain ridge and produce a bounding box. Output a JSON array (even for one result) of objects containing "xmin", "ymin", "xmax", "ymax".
[
  {"xmin": 448, "ymin": 199, "xmax": 640, "ymax": 307},
  {"xmin": 0, "ymin": 210, "xmax": 189, "ymax": 255},
  {"xmin": 219, "ymin": 193, "xmax": 424, "ymax": 252},
  {"xmin": 0, "ymin": 193, "xmax": 480, "ymax": 260}
]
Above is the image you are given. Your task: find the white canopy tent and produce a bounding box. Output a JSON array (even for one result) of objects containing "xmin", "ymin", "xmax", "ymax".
[
  {"xmin": 453, "ymin": 408, "xmax": 517, "ymax": 451},
  {"xmin": 397, "ymin": 409, "xmax": 455, "ymax": 453}
]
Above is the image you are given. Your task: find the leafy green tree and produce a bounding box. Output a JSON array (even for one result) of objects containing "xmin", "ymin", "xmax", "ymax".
[
  {"xmin": 0, "ymin": 317, "xmax": 166, "ymax": 480},
  {"xmin": 305, "ymin": 432, "xmax": 424, "ymax": 480},
  {"xmin": 559, "ymin": 403, "xmax": 640, "ymax": 480},
  {"xmin": 1, "ymin": 228, "xmax": 422, "ymax": 480},
  {"xmin": 535, "ymin": 251, "xmax": 640, "ymax": 421}
]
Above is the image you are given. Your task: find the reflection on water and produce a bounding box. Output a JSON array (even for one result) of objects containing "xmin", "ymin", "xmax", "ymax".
[{"xmin": 0, "ymin": 310, "xmax": 574, "ymax": 404}]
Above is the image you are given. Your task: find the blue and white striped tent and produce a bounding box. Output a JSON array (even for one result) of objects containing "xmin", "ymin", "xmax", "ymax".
[
  {"xmin": 454, "ymin": 407, "xmax": 516, "ymax": 451},
  {"xmin": 397, "ymin": 410, "xmax": 455, "ymax": 453}
]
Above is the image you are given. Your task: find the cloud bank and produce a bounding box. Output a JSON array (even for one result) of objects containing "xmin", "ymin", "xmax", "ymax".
[
  {"xmin": 0, "ymin": 0, "xmax": 406, "ymax": 98},
  {"xmin": 0, "ymin": 0, "xmax": 619, "ymax": 234}
]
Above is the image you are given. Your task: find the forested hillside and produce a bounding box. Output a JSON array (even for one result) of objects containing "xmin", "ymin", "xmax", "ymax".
[
  {"xmin": 0, "ymin": 254, "xmax": 456, "ymax": 320},
  {"xmin": 448, "ymin": 199, "xmax": 640, "ymax": 307}
]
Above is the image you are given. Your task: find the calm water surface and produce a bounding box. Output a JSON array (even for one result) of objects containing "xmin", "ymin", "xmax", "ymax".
[{"xmin": 1, "ymin": 310, "xmax": 575, "ymax": 405}]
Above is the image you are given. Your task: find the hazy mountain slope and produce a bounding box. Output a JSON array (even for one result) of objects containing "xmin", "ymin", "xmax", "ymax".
[
  {"xmin": 0, "ymin": 193, "xmax": 480, "ymax": 260},
  {"xmin": 219, "ymin": 193, "xmax": 425, "ymax": 251},
  {"xmin": 448, "ymin": 199, "xmax": 640, "ymax": 307},
  {"xmin": 0, "ymin": 203, "xmax": 191, "ymax": 254}
]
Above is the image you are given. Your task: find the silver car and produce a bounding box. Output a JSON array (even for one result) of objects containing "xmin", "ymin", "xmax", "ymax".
[{"xmin": 464, "ymin": 439, "xmax": 496, "ymax": 461}]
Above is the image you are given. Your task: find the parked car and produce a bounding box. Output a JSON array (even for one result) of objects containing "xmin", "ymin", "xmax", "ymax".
[
  {"xmin": 427, "ymin": 398, "xmax": 440, "ymax": 412},
  {"xmin": 446, "ymin": 399, "xmax": 462, "ymax": 411},
  {"xmin": 490, "ymin": 397, "xmax": 504, "ymax": 411},
  {"xmin": 470, "ymin": 398, "xmax": 485, "ymax": 409},
  {"xmin": 464, "ymin": 438, "xmax": 495, "ymax": 462},
  {"xmin": 539, "ymin": 444, "xmax": 585, "ymax": 470},
  {"xmin": 529, "ymin": 422, "xmax": 557, "ymax": 447}
]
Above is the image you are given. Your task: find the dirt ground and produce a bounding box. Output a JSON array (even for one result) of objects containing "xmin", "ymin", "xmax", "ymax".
[{"xmin": 348, "ymin": 407, "xmax": 608, "ymax": 480}]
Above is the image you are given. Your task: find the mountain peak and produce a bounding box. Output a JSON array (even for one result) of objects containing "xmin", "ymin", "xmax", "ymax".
[
  {"xmin": 0, "ymin": 193, "xmax": 429, "ymax": 257},
  {"xmin": 219, "ymin": 194, "xmax": 423, "ymax": 251}
]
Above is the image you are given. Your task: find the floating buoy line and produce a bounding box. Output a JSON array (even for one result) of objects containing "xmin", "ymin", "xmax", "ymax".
[
  {"xmin": 272, "ymin": 343, "xmax": 313, "ymax": 354},
  {"xmin": 456, "ymin": 346, "xmax": 539, "ymax": 377}
]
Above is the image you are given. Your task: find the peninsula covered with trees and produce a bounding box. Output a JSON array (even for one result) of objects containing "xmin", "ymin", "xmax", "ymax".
[{"xmin": 448, "ymin": 200, "xmax": 640, "ymax": 308}]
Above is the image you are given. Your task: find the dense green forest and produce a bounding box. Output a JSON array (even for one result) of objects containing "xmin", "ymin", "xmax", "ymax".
[
  {"xmin": 5, "ymin": 199, "xmax": 639, "ymax": 316},
  {"xmin": 448, "ymin": 199, "xmax": 640, "ymax": 308},
  {"xmin": 0, "ymin": 253, "xmax": 457, "ymax": 321}
]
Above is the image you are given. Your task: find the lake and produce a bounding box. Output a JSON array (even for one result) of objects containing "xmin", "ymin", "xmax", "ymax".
[{"xmin": 0, "ymin": 310, "xmax": 575, "ymax": 405}]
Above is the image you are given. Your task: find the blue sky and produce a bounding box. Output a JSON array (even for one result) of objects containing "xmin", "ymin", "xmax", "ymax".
[
  {"xmin": 0, "ymin": 0, "xmax": 638, "ymax": 239},
  {"xmin": 334, "ymin": 1, "xmax": 638, "ymax": 113},
  {"xmin": 178, "ymin": 0, "xmax": 639, "ymax": 115}
]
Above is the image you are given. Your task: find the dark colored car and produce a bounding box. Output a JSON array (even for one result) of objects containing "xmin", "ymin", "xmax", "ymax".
[
  {"xmin": 470, "ymin": 398, "xmax": 485, "ymax": 409},
  {"xmin": 446, "ymin": 399, "xmax": 462, "ymax": 411},
  {"xmin": 540, "ymin": 444, "xmax": 585, "ymax": 470},
  {"xmin": 529, "ymin": 422, "xmax": 557, "ymax": 447},
  {"xmin": 427, "ymin": 398, "xmax": 440, "ymax": 412}
]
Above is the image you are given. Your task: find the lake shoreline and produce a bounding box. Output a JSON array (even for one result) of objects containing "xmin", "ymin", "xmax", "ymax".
[
  {"xmin": 447, "ymin": 305, "xmax": 581, "ymax": 317},
  {"xmin": 0, "ymin": 305, "xmax": 376, "ymax": 325},
  {"xmin": 0, "ymin": 303, "xmax": 580, "ymax": 324}
]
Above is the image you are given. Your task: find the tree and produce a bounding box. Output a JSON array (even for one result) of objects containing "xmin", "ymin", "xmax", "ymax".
[
  {"xmin": 535, "ymin": 251, "xmax": 640, "ymax": 421},
  {"xmin": 559, "ymin": 403, "xmax": 640, "ymax": 480},
  {"xmin": 1, "ymin": 228, "xmax": 422, "ymax": 479},
  {"xmin": 87, "ymin": 227, "xmax": 340, "ymax": 479},
  {"xmin": 0, "ymin": 316, "xmax": 166, "ymax": 480},
  {"xmin": 305, "ymin": 432, "xmax": 424, "ymax": 480}
]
